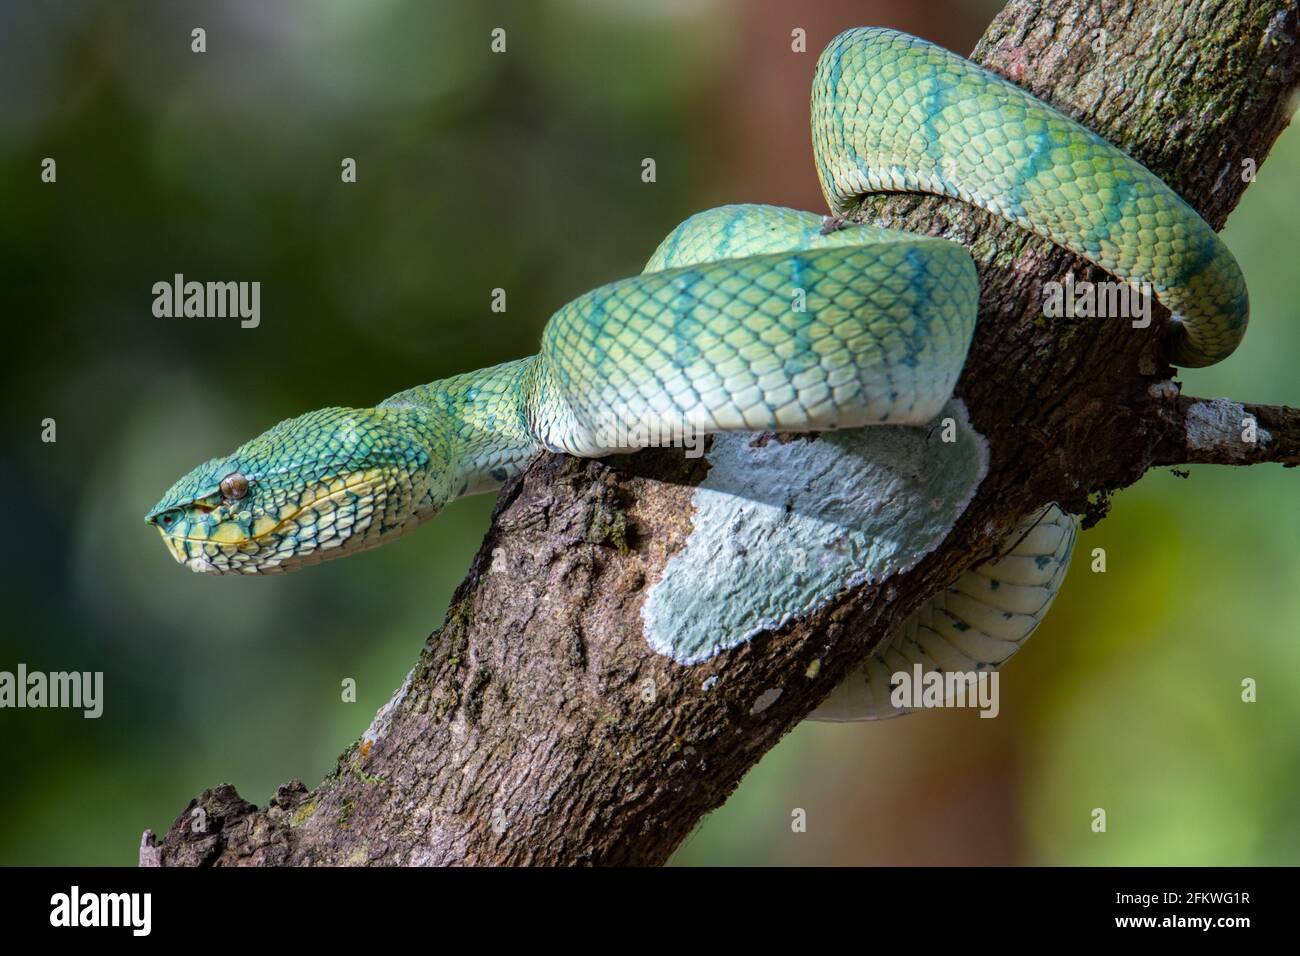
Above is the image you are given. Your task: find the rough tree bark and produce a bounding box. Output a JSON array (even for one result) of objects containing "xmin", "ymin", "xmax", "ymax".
[{"xmin": 143, "ymin": 0, "xmax": 1300, "ymax": 866}]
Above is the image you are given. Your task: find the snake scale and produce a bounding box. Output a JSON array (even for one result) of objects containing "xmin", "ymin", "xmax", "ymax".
[{"xmin": 148, "ymin": 29, "xmax": 1247, "ymax": 720}]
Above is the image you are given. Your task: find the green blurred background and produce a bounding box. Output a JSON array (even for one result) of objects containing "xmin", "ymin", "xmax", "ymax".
[{"xmin": 1, "ymin": 0, "xmax": 1296, "ymax": 866}]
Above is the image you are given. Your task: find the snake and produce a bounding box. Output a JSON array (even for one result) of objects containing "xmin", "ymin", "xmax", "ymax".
[{"xmin": 146, "ymin": 29, "xmax": 1247, "ymax": 720}]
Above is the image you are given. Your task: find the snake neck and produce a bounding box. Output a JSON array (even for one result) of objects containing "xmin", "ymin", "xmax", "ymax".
[{"xmin": 378, "ymin": 357, "xmax": 543, "ymax": 508}]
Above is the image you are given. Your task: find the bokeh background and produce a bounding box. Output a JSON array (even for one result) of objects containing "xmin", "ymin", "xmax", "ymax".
[{"xmin": 1, "ymin": 0, "xmax": 1296, "ymax": 866}]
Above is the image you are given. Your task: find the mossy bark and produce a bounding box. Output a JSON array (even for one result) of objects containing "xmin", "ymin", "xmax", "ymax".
[{"xmin": 148, "ymin": 0, "xmax": 1300, "ymax": 867}]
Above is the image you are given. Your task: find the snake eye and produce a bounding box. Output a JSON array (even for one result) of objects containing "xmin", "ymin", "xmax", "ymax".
[
  {"xmin": 220, "ymin": 473, "xmax": 250, "ymax": 501},
  {"xmin": 156, "ymin": 509, "xmax": 182, "ymax": 529}
]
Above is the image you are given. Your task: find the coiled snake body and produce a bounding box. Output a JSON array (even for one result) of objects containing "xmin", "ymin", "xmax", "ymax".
[{"xmin": 148, "ymin": 30, "xmax": 1247, "ymax": 720}]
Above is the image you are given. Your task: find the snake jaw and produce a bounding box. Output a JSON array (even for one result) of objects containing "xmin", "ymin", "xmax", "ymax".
[
  {"xmin": 152, "ymin": 466, "xmax": 429, "ymax": 574},
  {"xmin": 147, "ymin": 406, "xmax": 438, "ymax": 574}
]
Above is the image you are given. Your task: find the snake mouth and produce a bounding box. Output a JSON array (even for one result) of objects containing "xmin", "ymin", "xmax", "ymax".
[{"xmin": 158, "ymin": 471, "xmax": 388, "ymax": 553}]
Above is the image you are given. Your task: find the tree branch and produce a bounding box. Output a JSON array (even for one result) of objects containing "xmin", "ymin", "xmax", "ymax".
[
  {"xmin": 148, "ymin": 0, "xmax": 1300, "ymax": 866},
  {"xmin": 1152, "ymin": 395, "xmax": 1300, "ymax": 466}
]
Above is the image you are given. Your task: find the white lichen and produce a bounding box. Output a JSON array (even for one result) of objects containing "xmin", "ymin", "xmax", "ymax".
[
  {"xmin": 362, "ymin": 668, "xmax": 413, "ymax": 747},
  {"xmin": 1184, "ymin": 398, "xmax": 1270, "ymax": 455},
  {"xmin": 750, "ymin": 687, "xmax": 784, "ymax": 714},
  {"xmin": 642, "ymin": 400, "xmax": 989, "ymax": 664}
]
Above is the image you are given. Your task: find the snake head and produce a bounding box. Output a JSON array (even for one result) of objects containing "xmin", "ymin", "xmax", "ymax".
[{"xmin": 145, "ymin": 406, "xmax": 438, "ymax": 574}]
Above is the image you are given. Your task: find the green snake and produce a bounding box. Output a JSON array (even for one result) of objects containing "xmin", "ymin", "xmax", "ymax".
[{"xmin": 147, "ymin": 29, "xmax": 1247, "ymax": 720}]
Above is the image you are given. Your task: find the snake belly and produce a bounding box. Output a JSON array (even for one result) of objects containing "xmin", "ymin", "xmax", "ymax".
[
  {"xmin": 808, "ymin": 504, "xmax": 1076, "ymax": 721},
  {"xmin": 148, "ymin": 29, "xmax": 1247, "ymax": 720}
]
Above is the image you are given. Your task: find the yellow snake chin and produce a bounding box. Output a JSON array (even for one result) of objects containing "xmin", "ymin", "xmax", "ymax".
[{"xmin": 155, "ymin": 467, "xmax": 424, "ymax": 575}]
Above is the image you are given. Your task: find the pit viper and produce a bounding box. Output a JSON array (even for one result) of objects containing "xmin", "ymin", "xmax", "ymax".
[{"xmin": 147, "ymin": 29, "xmax": 1247, "ymax": 720}]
